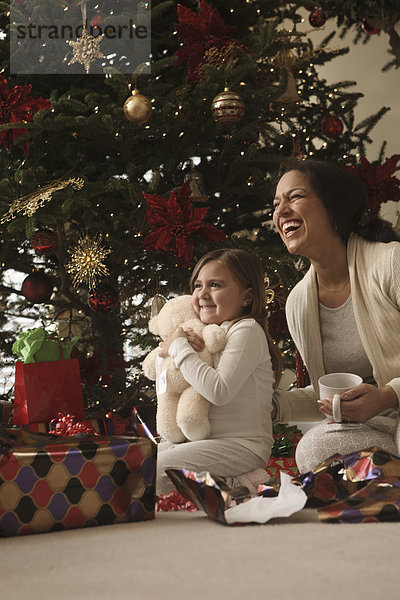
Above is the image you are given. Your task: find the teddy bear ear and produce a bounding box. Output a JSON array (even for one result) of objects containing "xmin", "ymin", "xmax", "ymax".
[{"xmin": 151, "ymin": 294, "xmax": 167, "ymax": 318}]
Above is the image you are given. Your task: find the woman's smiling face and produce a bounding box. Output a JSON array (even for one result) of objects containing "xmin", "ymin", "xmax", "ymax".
[{"xmin": 272, "ymin": 170, "xmax": 337, "ymax": 259}]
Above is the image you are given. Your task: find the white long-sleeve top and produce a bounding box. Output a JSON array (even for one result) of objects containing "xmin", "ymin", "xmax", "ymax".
[
  {"xmin": 276, "ymin": 234, "xmax": 400, "ymax": 423},
  {"xmin": 168, "ymin": 318, "xmax": 274, "ymax": 462}
]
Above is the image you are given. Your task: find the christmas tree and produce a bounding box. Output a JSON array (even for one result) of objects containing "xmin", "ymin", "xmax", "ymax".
[{"xmin": 0, "ymin": 0, "xmax": 399, "ymax": 419}]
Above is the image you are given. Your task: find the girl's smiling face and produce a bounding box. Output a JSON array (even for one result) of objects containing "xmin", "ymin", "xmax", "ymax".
[
  {"xmin": 192, "ymin": 260, "xmax": 252, "ymax": 325},
  {"xmin": 273, "ymin": 170, "xmax": 337, "ymax": 260}
]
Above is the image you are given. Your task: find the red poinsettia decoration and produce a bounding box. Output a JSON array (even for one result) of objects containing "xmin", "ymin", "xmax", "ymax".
[
  {"xmin": 143, "ymin": 180, "xmax": 226, "ymax": 267},
  {"xmin": 0, "ymin": 75, "xmax": 52, "ymax": 154},
  {"xmin": 174, "ymin": 0, "xmax": 244, "ymax": 83},
  {"xmin": 344, "ymin": 154, "xmax": 400, "ymax": 214}
]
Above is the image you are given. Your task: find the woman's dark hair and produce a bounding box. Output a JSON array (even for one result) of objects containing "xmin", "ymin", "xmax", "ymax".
[{"xmin": 279, "ymin": 159, "xmax": 399, "ymax": 243}]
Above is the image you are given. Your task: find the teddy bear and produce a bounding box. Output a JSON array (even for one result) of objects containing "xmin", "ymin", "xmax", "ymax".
[{"xmin": 142, "ymin": 295, "xmax": 226, "ymax": 443}]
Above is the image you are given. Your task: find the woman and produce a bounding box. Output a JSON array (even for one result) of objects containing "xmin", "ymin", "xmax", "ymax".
[{"xmin": 272, "ymin": 158, "xmax": 400, "ymax": 472}]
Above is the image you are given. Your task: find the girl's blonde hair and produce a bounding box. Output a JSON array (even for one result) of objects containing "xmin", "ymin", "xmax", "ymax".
[{"xmin": 190, "ymin": 248, "xmax": 282, "ymax": 387}]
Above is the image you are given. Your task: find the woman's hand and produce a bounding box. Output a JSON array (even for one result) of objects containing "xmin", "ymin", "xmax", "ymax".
[{"xmin": 318, "ymin": 383, "xmax": 399, "ymax": 423}]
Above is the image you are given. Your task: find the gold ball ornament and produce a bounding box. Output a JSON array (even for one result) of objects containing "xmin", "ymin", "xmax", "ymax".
[
  {"xmin": 123, "ymin": 89, "xmax": 152, "ymax": 124},
  {"xmin": 211, "ymin": 87, "xmax": 245, "ymax": 124}
]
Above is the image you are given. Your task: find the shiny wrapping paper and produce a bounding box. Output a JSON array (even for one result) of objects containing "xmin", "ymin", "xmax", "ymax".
[
  {"xmin": 260, "ymin": 446, "xmax": 400, "ymax": 523},
  {"xmin": 166, "ymin": 469, "xmax": 251, "ymax": 524},
  {"xmin": 0, "ymin": 427, "xmax": 156, "ymax": 536}
]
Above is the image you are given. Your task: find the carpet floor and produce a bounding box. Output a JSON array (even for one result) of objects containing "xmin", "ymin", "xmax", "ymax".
[{"xmin": 2, "ymin": 508, "xmax": 398, "ymax": 600}]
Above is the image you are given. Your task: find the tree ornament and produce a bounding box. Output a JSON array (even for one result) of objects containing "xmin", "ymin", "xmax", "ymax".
[
  {"xmin": 264, "ymin": 276, "xmax": 275, "ymax": 307},
  {"xmin": 189, "ymin": 168, "xmax": 209, "ymax": 203},
  {"xmin": 0, "ymin": 75, "xmax": 51, "ymax": 155},
  {"xmin": 211, "ymin": 88, "xmax": 245, "ymax": 124},
  {"xmin": 21, "ymin": 271, "xmax": 54, "ymax": 303},
  {"xmin": 275, "ymin": 48, "xmax": 301, "ymax": 103},
  {"xmin": 1, "ymin": 177, "xmax": 84, "ymax": 224},
  {"xmin": 29, "ymin": 229, "xmax": 58, "ymax": 254},
  {"xmin": 66, "ymin": 233, "xmax": 111, "ymax": 289},
  {"xmin": 67, "ymin": 26, "xmax": 105, "ymax": 74},
  {"xmin": 143, "ymin": 179, "xmax": 226, "ymax": 267},
  {"xmin": 151, "ymin": 294, "xmax": 167, "ymax": 318},
  {"xmin": 88, "ymin": 283, "xmax": 119, "ymax": 313},
  {"xmin": 309, "ymin": 8, "xmax": 327, "ymax": 28},
  {"xmin": 90, "ymin": 15, "xmax": 104, "ymax": 28},
  {"xmin": 361, "ymin": 18, "xmax": 380, "ymax": 35},
  {"xmin": 123, "ymin": 89, "xmax": 152, "ymax": 124},
  {"xmin": 174, "ymin": 0, "xmax": 245, "ymax": 84},
  {"xmin": 322, "ymin": 113, "xmax": 344, "ymax": 139},
  {"xmin": 343, "ymin": 154, "xmax": 400, "ymax": 213},
  {"xmin": 267, "ymin": 286, "xmax": 288, "ymax": 340}
]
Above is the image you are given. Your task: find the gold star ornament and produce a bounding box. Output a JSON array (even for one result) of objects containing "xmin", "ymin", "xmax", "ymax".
[
  {"xmin": 66, "ymin": 233, "xmax": 111, "ymax": 288},
  {"xmin": 67, "ymin": 27, "xmax": 105, "ymax": 74}
]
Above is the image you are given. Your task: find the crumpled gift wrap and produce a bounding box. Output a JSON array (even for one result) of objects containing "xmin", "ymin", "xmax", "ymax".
[
  {"xmin": 166, "ymin": 468, "xmax": 307, "ymax": 525},
  {"xmin": 12, "ymin": 327, "xmax": 79, "ymax": 364},
  {"xmin": 166, "ymin": 469, "xmax": 251, "ymax": 524},
  {"xmin": 0, "ymin": 426, "xmax": 156, "ymax": 536},
  {"xmin": 260, "ymin": 446, "xmax": 400, "ymax": 523}
]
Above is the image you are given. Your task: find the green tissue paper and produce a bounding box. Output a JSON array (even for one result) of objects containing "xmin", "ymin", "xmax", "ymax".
[{"xmin": 12, "ymin": 327, "xmax": 79, "ymax": 364}]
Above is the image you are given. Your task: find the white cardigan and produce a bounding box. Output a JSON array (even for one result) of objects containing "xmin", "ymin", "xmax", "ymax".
[{"xmin": 277, "ymin": 234, "xmax": 400, "ymax": 423}]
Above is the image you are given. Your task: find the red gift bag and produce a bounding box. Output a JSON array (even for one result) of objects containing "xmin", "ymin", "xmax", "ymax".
[{"xmin": 13, "ymin": 358, "xmax": 84, "ymax": 425}]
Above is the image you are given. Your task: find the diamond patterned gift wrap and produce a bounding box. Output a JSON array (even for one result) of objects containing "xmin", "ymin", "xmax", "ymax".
[{"xmin": 0, "ymin": 428, "xmax": 157, "ymax": 536}]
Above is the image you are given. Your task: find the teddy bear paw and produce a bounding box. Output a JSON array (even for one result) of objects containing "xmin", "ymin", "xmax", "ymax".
[{"xmin": 178, "ymin": 419, "xmax": 211, "ymax": 442}]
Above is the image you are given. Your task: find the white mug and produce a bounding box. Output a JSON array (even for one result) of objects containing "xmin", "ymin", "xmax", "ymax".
[{"xmin": 318, "ymin": 372, "xmax": 363, "ymax": 422}]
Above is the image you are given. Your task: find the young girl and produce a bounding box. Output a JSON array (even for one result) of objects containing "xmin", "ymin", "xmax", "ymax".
[{"xmin": 156, "ymin": 248, "xmax": 282, "ymax": 496}]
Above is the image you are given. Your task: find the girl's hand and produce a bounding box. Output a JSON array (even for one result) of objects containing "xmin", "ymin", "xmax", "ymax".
[
  {"xmin": 318, "ymin": 383, "xmax": 398, "ymax": 423},
  {"xmin": 158, "ymin": 327, "xmax": 187, "ymax": 358},
  {"xmin": 184, "ymin": 328, "xmax": 205, "ymax": 352}
]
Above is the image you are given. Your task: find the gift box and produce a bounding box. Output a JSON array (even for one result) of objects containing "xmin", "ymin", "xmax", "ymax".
[
  {"xmin": 0, "ymin": 427, "xmax": 156, "ymax": 536},
  {"xmin": 260, "ymin": 446, "xmax": 400, "ymax": 523},
  {"xmin": 12, "ymin": 327, "xmax": 84, "ymax": 425},
  {"xmin": 265, "ymin": 456, "xmax": 299, "ymax": 479},
  {"xmin": 271, "ymin": 423, "xmax": 302, "ymax": 458},
  {"xmin": 25, "ymin": 410, "xmax": 139, "ymax": 437}
]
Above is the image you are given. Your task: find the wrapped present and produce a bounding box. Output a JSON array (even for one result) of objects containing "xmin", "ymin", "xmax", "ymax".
[
  {"xmin": 261, "ymin": 446, "xmax": 400, "ymax": 524},
  {"xmin": 265, "ymin": 456, "xmax": 299, "ymax": 479},
  {"xmin": 12, "ymin": 327, "xmax": 84, "ymax": 426},
  {"xmin": 0, "ymin": 426, "xmax": 156, "ymax": 536},
  {"xmin": 318, "ymin": 477, "xmax": 400, "ymax": 523},
  {"xmin": 271, "ymin": 423, "xmax": 302, "ymax": 457},
  {"xmin": 49, "ymin": 411, "xmax": 138, "ymax": 437},
  {"xmin": 12, "ymin": 410, "xmax": 139, "ymax": 437}
]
